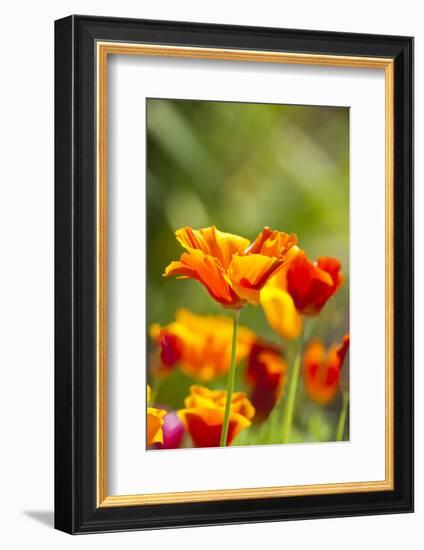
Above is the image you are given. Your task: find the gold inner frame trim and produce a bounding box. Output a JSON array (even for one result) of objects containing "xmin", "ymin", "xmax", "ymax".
[{"xmin": 96, "ymin": 41, "xmax": 394, "ymax": 508}]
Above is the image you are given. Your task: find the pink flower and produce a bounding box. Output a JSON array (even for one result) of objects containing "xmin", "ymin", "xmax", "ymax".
[{"xmin": 153, "ymin": 411, "xmax": 184, "ymax": 449}]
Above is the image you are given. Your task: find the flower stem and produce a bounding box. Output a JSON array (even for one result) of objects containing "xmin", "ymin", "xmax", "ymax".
[
  {"xmin": 220, "ymin": 309, "xmax": 240, "ymax": 447},
  {"xmin": 336, "ymin": 390, "xmax": 349, "ymax": 441},
  {"xmin": 149, "ymin": 377, "xmax": 162, "ymax": 405},
  {"xmin": 281, "ymin": 337, "xmax": 302, "ymax": 444}
]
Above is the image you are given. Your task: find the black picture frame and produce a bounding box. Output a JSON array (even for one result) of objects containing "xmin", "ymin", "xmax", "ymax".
[{"xmin": 55, "ymin": 14, "xmax": 414, "ymax": 534}]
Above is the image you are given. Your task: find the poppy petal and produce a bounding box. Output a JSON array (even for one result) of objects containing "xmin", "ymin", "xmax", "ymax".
[
  {"xmin": 260, "ymin": 286, "xmax": 302, "ymax": 340},
  {"xmin": 302, "ymin": 336, "xmax": 349, "ymax": 405},
  {"xmin": 164, "ymin": 249, "xmax": 240, "ymax": 307},
  {"xmin": 228, "ymin": 254, "xmax": 283, "ymax": 304},
  {"xmin": 178, "ymin": 407, "xmax": 251, "ymax": 447},
  {"xmin": 285, "ymin": 252, "xmax": 339, "ymax": 315},
  {"xmin": 246, "ymin": 227, "xmax": 298, "ymax": 258},
  {"xmin": 175, "ymin": 226, "xmax": 250, "ymax": 269},
  {"xmin": 147, "ymin": 407, "xmax": 167, "ymax": 446}
]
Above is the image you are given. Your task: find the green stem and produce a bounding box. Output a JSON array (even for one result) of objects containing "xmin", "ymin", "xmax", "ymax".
[
  {"xmin": 336, "ymin": 391, "xmax": 349, "ymax": 441},
  {"xmin": 281, "ymin": 338, "xmax": 302, "ymax": 444},
  {"xmin": 219, "ymin": 309, "xmax": 240, "ymax": 447},
  {"xmin": 149, "ymin": 377, "xmax": 161, "ymax": 405}
]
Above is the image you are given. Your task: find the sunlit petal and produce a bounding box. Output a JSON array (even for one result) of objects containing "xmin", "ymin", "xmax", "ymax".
[
  {"xmin": 178, "ymin": 385, "xmax": 254, "ymax": 447},
  {"xmin": 165, "ymin": 226, "xmax": 298, "ymax": 309},
  {"xmin": 150, "ymin": 310, "xmax": 255, "ymax": 381},
  {"xmin": 260, "ymin": 286, "xmax": 302, "ymax": 340},
  {"xmin": 175, "ymin": 226, "xmax": 250, "ymax": 269},
  {"xmin": 246, "ymin": 226, "xmax": 297, "ymax": 258},
  {"xmin": 147, "ymin": 407, "xmax": 167, "ymax": 446},
  {"xmin": 164, "ymin": 249, "xmax": 239, "ymax": 307},
  {"xmin": 228, "ymin": 254, "xmax": 283, "ymax": 305}
]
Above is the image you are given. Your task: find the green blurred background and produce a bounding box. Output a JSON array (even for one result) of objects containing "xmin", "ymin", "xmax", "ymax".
[{"xmin": 146, "ymin": 98, "xmax": 350, "ymax": 442}]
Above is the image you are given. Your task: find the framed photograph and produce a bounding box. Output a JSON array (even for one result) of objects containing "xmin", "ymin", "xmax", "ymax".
[{"xmin": 54, "ymin": 15, "xmax": 413, "ymax": 533}]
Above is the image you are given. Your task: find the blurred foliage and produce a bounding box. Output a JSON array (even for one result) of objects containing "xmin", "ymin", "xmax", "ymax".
[{"xmin": 146, "ymin": 98, "xmax": 350, "ymax": 444}]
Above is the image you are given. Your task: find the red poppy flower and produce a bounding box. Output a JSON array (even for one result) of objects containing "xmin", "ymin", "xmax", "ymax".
[
  {"xmin": 158, "ymin": 330, "xmax": 183, "ymax": 369},
  {"xmin": 246, "ymin": 340, "xmax": 287, "ymax": 421},
  {"xmin": 269, "ymin": 250, "xmax": 343, "ymax": 316}
]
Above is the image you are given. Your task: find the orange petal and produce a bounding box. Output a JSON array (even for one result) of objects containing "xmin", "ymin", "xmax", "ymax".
[
  {"xmin": 184, "ymin": 385, "xmax": 220, "ymax": 408},
  {"xmin": 230, "ymin": 393, "xmax": 256, "ymax": 420},
  {"xmin": 155, "ymin": 312, "xmax": 255, "ymax": 381},
  {"xmin": 183, "ymin": 385, "xmax": 255, "ymax": 418},
  {"xmin": 147, "ymin": 407, "xmax": 166, "ymax": 446},
  {"xmin": 212, "ymin": 390, "xmax": 255, "ymax": 420},
  {"xmin": 164, "ymin": 249, "xmax": 241, "ymax": 307},
  {"xmin": 303, "ymin": 339, "xmax": 326, "ymax": 370},
  {"xmin": 149, "ymin": 323, "xmax": 161, "ymax": 340},
  {"xmin": 264, "ymin": 245, "xmax": 301, "ymax": 290},
  {"xmin": 302, "ymin": 336, "xmax": 349, "ymax": 405},
  {"xmin": 228, "ymin": 254, "xmax": 283, "ymax": 305},
  {"xmin": 175, "ymin": 226, "xmax": 250, "ymax": 269},
  {"xmin": 246, "ymin": 227, "xmax": 297, "ymax": 258}
]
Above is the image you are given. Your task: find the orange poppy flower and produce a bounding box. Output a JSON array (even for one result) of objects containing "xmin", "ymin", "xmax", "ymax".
[
  {"xmin": 267, "ymin": 250, "xmax": 343, "ymax": 316},
  {"xmin": 164, "ymin": 226, "xmax": 297, "ymax": 309},
  {"xmin": 150, "ymin": 309, "xmax": 255, "ymax": 381},
  {"xmin": 146, "ymin": 385, "xmax": 167, "ymax": 446},
  {"xmin": 177, "ymin": 385, "xmax": 255, "ymax": 447},
  {"xmin": 303, "ymin": 335, "xmax": 350, "ymax": 405},
  {"xmin": 246, "ymin": 340, "xmax": 287, "ymax": 422}
]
